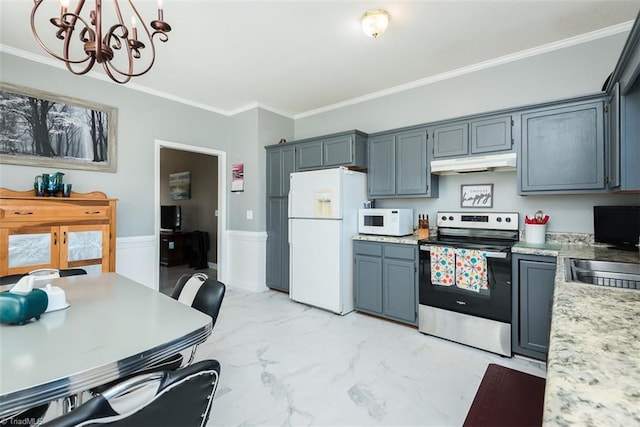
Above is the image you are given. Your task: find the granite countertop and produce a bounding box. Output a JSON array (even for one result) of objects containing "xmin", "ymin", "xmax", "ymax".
[
  {"xmin": 513, "ymin": 242, "xmax": 640, "ymax": 426},
  {"xmin": 352, "ymin": 233, "xmax": 420, "ymax": 245}
]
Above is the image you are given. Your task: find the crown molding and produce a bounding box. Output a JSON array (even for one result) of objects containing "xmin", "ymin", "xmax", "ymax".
[
  {"xmin": 293, "ymin": 20, "xmax": 634, "ymax": 119},
  {"xmin": 1, "ymin": 20, "xmax": 633, "ymax": 120}
]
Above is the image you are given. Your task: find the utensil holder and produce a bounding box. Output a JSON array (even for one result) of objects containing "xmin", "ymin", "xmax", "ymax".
[{"xmin": 525, "ymin": 224, "xmax": 546, "ymax": 244}]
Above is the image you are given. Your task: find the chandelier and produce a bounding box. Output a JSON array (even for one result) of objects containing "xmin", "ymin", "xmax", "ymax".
[{"xmin": 30, "ymin": 0, "xmax": 171, "ymax": 84}]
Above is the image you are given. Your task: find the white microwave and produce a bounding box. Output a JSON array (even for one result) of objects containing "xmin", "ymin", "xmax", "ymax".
[{"xmin": 358, "ymin": 209, "xmax": 414, "ymax": 236}]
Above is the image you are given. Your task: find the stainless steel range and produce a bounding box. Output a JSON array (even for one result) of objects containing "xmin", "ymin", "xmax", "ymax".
[{"xmin": 418, "ymin": 211, "xmax": 519, "ymax": 356}]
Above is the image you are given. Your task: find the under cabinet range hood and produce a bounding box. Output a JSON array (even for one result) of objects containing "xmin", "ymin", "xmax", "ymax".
[{"xmin": 431, "ymin": 152, "xmax": 517, "ymax": 175}]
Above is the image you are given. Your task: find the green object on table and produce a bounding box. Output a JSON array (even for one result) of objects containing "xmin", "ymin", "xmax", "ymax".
[{"xmin": 0, "ymin": 289, "xmax": 48, "ymax": 325}]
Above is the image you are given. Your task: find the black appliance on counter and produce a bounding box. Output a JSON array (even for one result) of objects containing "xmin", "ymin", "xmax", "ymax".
[
  {"xmin": 594, "ymin": 206, "xmax": 640, "ymax": 250},
  {"xmin": 418, "ymin": 211, "xmax": 519, "ymax": 357}
]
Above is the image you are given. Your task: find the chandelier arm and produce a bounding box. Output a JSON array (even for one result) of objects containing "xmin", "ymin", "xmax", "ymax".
[
  {"xmin": 102, "ymin": 62, "xmax": 132, "ymax": 84},
  {"xmin": 30, "ymin": 0, "xmax": 89, "ymax": 64},
  {"xmin": 30, "ymin": 0, "xmax": 170, "ymax": 83}
]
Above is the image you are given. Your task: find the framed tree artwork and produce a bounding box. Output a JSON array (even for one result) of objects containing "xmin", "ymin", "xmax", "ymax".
[{"xmin": 0, "ymin": 83, "xmax": 117, "ymax": 172}]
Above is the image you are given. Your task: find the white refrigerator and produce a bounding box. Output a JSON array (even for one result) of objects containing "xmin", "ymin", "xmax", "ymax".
[{"xmin": 288, "ymin": 168, "xmax": 367, "ymax": 314}]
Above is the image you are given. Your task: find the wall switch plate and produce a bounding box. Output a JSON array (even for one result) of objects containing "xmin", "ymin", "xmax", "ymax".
[{"xmin": 246, "ymin": 210, "xmax": 253, "ymax": 220}]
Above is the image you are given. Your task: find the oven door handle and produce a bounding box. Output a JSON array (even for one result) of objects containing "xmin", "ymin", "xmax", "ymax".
[
  {"xmin": 419, "ymin": 245, "xmax": 507, "ymax": 259},
  {"xmin": 484, "ymin": 251, "xmax": 508, "ymax": 259}
]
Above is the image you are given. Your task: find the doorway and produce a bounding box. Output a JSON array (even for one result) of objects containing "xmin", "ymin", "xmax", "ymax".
[{"xmin": 154, "ymin": 140, "xmax": 227, "ymax": 291}]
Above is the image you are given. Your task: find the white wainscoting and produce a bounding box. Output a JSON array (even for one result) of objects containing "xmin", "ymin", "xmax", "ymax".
[
  {"xmin": 225, "ymin": 230, "xmax": 268, "ymax": 293},
  {"xmin": 116, "ymin": 231, "xmax": 267, "ymax": 293},
  {"xmin": 116, "ymin": 235, "xmax": 157, "ymax": 290}
]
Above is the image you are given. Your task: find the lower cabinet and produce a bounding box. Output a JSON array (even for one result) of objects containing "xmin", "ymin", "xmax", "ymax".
[
  {"xmin": 353, "ymin": 241, "xmax": 418, "ymax": 325},
  {"xmin": 266, "ymin": 197, "xmax": 289, "ymax": 292},
  {"xmin": 512, "ymin": 254, "xmax": 557, "ymax": 361}
]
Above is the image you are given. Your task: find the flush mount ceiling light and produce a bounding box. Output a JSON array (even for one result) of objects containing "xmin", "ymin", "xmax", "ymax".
[
  {"xmin": 361, "ymin": 9, "xmax": 390, "ymax": 39},
  {"xmin": 30, "ymin": 0, "xmax": 171, "ymax": 84}
]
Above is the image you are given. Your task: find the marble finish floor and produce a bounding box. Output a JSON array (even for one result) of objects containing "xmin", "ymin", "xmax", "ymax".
[{"xmin": 193, "ymin": 287, "xmax": 546, "ymax": 426}]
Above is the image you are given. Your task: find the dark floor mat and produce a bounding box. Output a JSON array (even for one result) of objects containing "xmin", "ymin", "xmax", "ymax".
[{"xmin": 463, "ymin": 363, "xmax": 546, "ymax": 427}]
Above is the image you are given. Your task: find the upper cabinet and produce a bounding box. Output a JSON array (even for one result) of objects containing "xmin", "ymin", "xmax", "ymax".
[
  {"xmin": 432, "ymin": 115, "xmax": 514, "ymax": 159},
  {"xmin": 368, "ymin": 128, "xmax": 438, "ymax": 198},
  {"xmin": 605, "ymin": 15, "xmax": 640, "ymax": 192},
  {"xmin": 296, "ymin": 130, "xmax": 368, "ymax": 171},
  {"xmin": 471, "ymin": 115, "xmax": 514, "ymax": 154},
  {"xmin": 432, "ymin": 122, "xmax": 469, "ymax": 158},
  {"xmin": 519, "ymin": 100, "xmax": 606, "ymax": 194}
]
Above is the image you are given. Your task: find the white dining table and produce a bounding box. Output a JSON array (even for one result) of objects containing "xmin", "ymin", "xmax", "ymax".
[{"xmin": 0, "ymin": 273, "xmax": 212, "ymax": 419}]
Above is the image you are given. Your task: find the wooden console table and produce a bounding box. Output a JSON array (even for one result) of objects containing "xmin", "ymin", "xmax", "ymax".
[{"xmin": 0, "ymin": 188, "xmax": 117, "ymax": 276}]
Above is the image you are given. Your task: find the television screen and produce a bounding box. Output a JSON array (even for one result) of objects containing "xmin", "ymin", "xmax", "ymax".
[
  {"xmin": 593, "ymin": 206, "xmax": 640, "ymax": 249},
  {"xmin": 161, "ymin": 205, "xmax": 181, "ymax": 231}
]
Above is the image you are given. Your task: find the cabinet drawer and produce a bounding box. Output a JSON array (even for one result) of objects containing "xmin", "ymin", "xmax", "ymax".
[
  {"xmin": 0, "ymin": 205, "xmax": 109, "ymax": 222},
  {"xmin": 354, "ymin": 241, "xmax": 383, "ymax": 257},
  {"xmin": 383, "ymin": 244, "xmax": 415, "ymax": 260}
]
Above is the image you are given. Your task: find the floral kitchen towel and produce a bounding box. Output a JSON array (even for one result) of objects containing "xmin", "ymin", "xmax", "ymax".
[
  {"xmin": 455, "ymin": 248, "xmax": 488, "ymax": 292},
  {"xmin": 430, "ymin": 246, "xmax": 455, "ymax": 286}
]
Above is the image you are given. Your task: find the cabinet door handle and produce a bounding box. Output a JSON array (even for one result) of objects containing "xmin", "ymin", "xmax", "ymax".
[
  {"xmin": 63, "ymin": 231, "xmax": 67, "ymax": 245},
  {"xmin": 13, "ymin": 211, "xmax": 34, "ymax": 215},
  {"xmin": 85, "ymin": 211, "xmax": 101, "ymax": 215},
  {"xmin": 54, "ymin": 231, "xmax": 57, "ymax": 245}
]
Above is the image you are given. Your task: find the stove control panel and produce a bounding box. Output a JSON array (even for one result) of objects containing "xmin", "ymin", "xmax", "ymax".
[{"xmin": 436, "ymin": 212, "xmax": 519, "ymax": 231}]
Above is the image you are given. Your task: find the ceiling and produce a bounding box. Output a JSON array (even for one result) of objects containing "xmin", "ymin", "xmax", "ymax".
[{"xmin": 1, "ymin": 1, "xmax": 640, "ymax": 118}]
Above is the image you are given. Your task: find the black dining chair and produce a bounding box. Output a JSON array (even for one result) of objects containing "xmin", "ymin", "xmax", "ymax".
[
  {"xmin": 41, "ymin": 359, "xmax": 221, "ymax": 427},
  {"xmin": 170, "ymin": 273, "xmax": 226, "ymax": 365}
]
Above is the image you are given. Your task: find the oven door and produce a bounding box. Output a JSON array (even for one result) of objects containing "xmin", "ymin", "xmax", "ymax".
[{"xmin": 418, "ymin": 245, "xmax": 511, "ymax": 323}]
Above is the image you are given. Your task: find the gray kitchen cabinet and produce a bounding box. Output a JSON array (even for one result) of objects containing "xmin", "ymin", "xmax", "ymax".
[
  {"xmin": 265, "ymin": 144, "xmax": 296, "ymax": 293},
  {"xmin": 470, "ymin": 115, "xmax": 513, "ymax": 154},
  {"xmin": 266, "ymin": 144, "xmax": 296, "ymax": 197},
  {"xmin": 432, "ymin": 122, "xmax": 468, "ymax": 158},
  {"xmin": 367, "ymin": 128, "xmax": 438, "ymax": 198},
  {"xmin": 266, "ymin": 197, "xmax": 289, "ymax": 292},
  {"xmin": 353, "ymin": 241, "xmax": 418, "ymax": 325},
  {"xmin": 519, "ymin": 100, "xmax": 606, "ymax": 194},
  {"xmin": 367, "ymin": 134, "xmax": 396, "ymax": 196},
  {"xmin": 618, "ymin": 77, "xmax": 640, "ymax": 191},
  {"xmin": 354, "ymin": 246, "xmax": 383, "ymax": 314},
  {"xmin": 607, "ymin": 83, "xmax": 621, "ymax": 189},
  {"xmin": 296, "ymin": 130, "xmax": 368, "ymax": 171},
  {"xmin": 396, "ymin": 130, "xmax": 430, "ymax": 195},
  {"xmin": 606, "ymin": 17, "xmax": 640, "ymax": 192},
  {"xmin": 296, "ymin": 140, "xmax": 323, "ymax": 170},
  {"xmin": 432, "ymin": 115, "xmax": 513, "ymax": 159},
  {"xmin": 512, "ymin": 254, "xmax": 556, "ymax": 361}
]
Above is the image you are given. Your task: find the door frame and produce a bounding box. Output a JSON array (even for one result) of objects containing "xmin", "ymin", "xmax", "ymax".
[{"xmin": 154, "ymin": 139, "xmax": 228, "ymax": 284}]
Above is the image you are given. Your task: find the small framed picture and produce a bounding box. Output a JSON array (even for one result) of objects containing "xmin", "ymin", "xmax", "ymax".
[{"xmin": 461, "ymin": 184, "xmax": 493, "ymax": 208}]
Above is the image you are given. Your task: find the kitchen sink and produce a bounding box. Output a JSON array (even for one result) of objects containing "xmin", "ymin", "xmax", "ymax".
[{"xmin": 565, "ymin": 259, "xmax": 640, "ymax": 289}]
